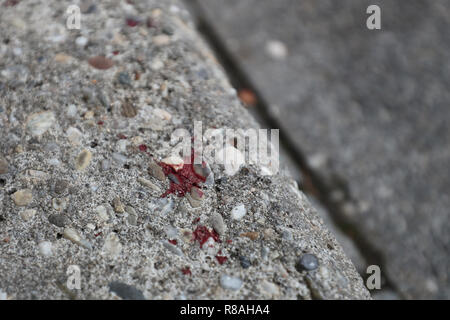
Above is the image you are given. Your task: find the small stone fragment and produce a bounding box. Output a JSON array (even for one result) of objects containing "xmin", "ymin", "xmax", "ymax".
[
  {"xmin": 190, "ymin": 186, "xmax": 204, "ymax": 201},
  {"xmin": 220, "ymin": 275, "xmax": 243, "ymax": 291},
  {"xmin": 265, "ymin": 40, "xmax": 288, "ymax": 59},
  {"xmin": 48, "ymin": 214, "xmax": 69, "ymax": 227},
  {"xmin": 210, "ymin": 212, "xmax": 226, "ymax": 235},
  {"xmin": 38, "ymin": 241, "xmax": 53, "ymax": 257},
  {"xmin": 231, "ymin": 204, "xmax": 246, "ymax": 220},
  {"xmin": 161, "ymin": 156, "xmax": 184, "ymax": 171},
  {"xmin": 148, "ymin": 162, "xmax": 166, "ymax": 181},
  {"xmin": 53, "ymin": 179, "xmax": 69, "ymax": 195},
  {"xmin": 137, "ymin": 177, "xmax": 160, "ymax": 191},
  {"xmin": 240, "ymin": 231, "xmax": 259, "ymax": 240},
  {"xmin": 239, "ymin": 256, "xmax": 251, "ymax": 269},
  {"xmin": 63, "ymin": 227, "xmax": 81, "ymax": 244},
  {"xmin": 296, "ymin": 253, "xmax": 319, "ymax": 272},
  {"xmin": 95, "ymin": 205, "xmax": 110, "ymax": 222},
  {"xmin": 117, "ymin": 72, "xmax": 132, "ymax": 87},
  {"xmin": 20, "ymin": 209, "xmax": 36, "ymax": 221},
  {"xmin": 0, "ymin": 156, "xmax": 8, "ymax": 174},
  {"xmin": 26, "ymin": 111, "xmax": 56, "ymax": 136},
  {"xmin": 153, "ymin": 34, "xmax": 171, "ymax": 46},
  {"xmin": 75, "ymin": 36, "xmax": 88, "ymax": 47},
  {"xmin": 75, "ymin": 149, "xmax": 92, "ymax": 171},
  {"xmin": 88, "ymin": 56, "xmax": 114, "ymax": 70},
  {"xmin": 109, "ymin": 282, "xmax": 145, "ymax": 300},
  {"xmin": 113, "ymin": 197, "xmax": 125, "ymax": 213},
  {"xmin": 101, "ymin": 159, "xmax": 111, "ymax": 171},
  {"xmin": 52, "ymin": 198, "xmax": 67, "ymax": 211},
  {"xmin": 162, "ymin": 240, "xmax": 183, "ymax": 256},
  {"xmin": 54, "ymin": 53, "xmax": 72, "ymax": 63},
  {"xmin": 103, "ymin": 233, "xmax": 122, "ymax": 257},
  {"xmin": 11, "ymin": 189, "xmax": 33, "ymax": 206},
  {"xmin": 153, "ymin": 108, "xmax": 172, "ymax": 121},
  {"xmin": 121, "ymin": 101, "xmax": 137, "ymax": 118},
  {"xmin": 66, "ymin": 127, "xmax": 83, "ymax": 145},
  {"xmin": 260, "ymin": 280, "xmax": 280, "ymax": 298}
]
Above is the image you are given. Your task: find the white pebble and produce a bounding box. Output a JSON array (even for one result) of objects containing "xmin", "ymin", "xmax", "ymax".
[
  {"xmin": 75, "ymin": 36, "xmax": 88, "ymax": 47},
  {"xmin": 26, "ymin": 111, "xmax": 56, "ymax": 136},
  {"xmin": 220, "ymin": 275, "xmax": 243, "ymax": 291},
  {"xmin": 231, "ymin": 204, "xmax": 246, "ymax": 220},
  {"xmin": 265, "ymin": 40, "xmax": 288, "ymax": 59},
  {"xmin": 161, "ymin": 155, "xmax": 184, "ymax": 171},
  {"xmin": 38, "ymin": 241, "xmax": 53, "ymax": 257}
]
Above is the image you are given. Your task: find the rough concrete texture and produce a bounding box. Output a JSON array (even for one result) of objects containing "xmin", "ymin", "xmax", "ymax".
[
  {"xmin": 194, "ymin": 0, "xmax": 450, "ymax": 299},
  {"xmin": 0, "ymin": 0, "xmax": 370, "ymax": 299}
]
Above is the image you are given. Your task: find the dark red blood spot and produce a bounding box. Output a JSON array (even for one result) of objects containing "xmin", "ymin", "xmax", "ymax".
[
  {"xmin": 181, "ymin": 267, "xmax": 191, "ymax": 276},
  {"xmin": 193, "ymin": 225, "xmax": 220, "ymax": 248},
  {"xmin": 215, "ymin": 255, "xmax": 228, "ymax": 265},
  {"xmin": 159, "ymin": 151, "xmax": 206, "ymax": 198},
  {"xmin": 94, "ymin": 232, "xmax": 102, "ymax": 237},
  {"xmin": 112, "ymin": 50, "xmax": 120, "ymax": 55},
  {"xmin": 126, "ymin": 18, "xmax": 140, "ymax": 27},
  {"xmin": 168, "ymin": 239, "xmax": 177, "ymax": 245},
  {"xmin": 193, "ymin": 217, "xmax": 200, "ymax": 224},
  {"xmin": 117, "ymin": 133, "xmax": 127, "ymax": 139},
  {"xmin": 226, "ymin": 239, "xmax": 232, "ymax": 244},
  {"xmin": 138, "ymin": 144, "xmax": 147, "ymax": 152},
  {"xmin": 97, "ymin": 120, "xmax": 104, "ymax": 125}
]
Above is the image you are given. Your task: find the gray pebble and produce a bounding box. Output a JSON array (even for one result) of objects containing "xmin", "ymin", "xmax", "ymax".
[
  {"xmin": 109, "ymin": 281, "xmax": 145, "ymax": 300},
  {"xmin": 117, "ymin": 72, "xmax": 132, "ymax": 87},
  {"xmin": 239, "ymin": 256, "xmax": 251, "ymax": 269},
  {"xmin": 296, "ymin": 253, "xmax": 319, "ymax": 271},
  {"xmin": 210, "ymin": 212, "xmax": 226, "ymax": 235},
  {"xmin": 48, "ymin": 214, "xmax": 69, "ymax": 227}
]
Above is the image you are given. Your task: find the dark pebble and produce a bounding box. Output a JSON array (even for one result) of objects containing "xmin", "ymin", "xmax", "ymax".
[
  {"xmin": 109, "ymin": 281, "xmax": 145, "ymax": 300},
  {"xmin": 296, "ymin": 253, "xmax": 319, "ymax": 271},
  {"xmin": 168, "ymin": 173, "xmax": 180, "ymax": 185},
  {"xmin": 239, "ymin": 256, "xmax": 251, "ymax": 269},
  {"xmin": 117, "ymin": 72, "xmax": 132, "ymax": 87},
  {"xmin": 54, "ymin": 179, "xmax": 69, "ymax": 195},
  {"xmin": 48, "ymin": 214, "xmax": 69, "ymax": 228}
]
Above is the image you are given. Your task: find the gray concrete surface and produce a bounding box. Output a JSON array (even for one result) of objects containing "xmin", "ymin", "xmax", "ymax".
[
  {"xmin": 0, "ymin": 0, "xmax": 370, "ymax": 299},
  {"xmin": 193, "ymin": 0, "xmax": 450, "ymax": 299}
]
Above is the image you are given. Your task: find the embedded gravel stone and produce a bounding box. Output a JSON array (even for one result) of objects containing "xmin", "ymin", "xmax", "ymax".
[
  {"xmin": 297, "ymin": 254, "xmax": 319, "ymax": 272},
  {"xmin": 11, "ymin": 189, "xmax": 33, "ymax": 206},
  {"xmin": 220, "ymin": 275, "xmax": 243, "ymax": 291}
]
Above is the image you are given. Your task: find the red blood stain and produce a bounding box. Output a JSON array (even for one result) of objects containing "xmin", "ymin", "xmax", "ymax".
[
  {"xmin": 117, "ymin": 133, "xmax": 127, "ymax": 139},
  {"xmin": 215, "ymin": 255, "xmax": 228, "ymax": 265},
  {"xmin": 159, "ymin": 153, "xmax": 206, "ymax": 198},
  {"xmin": 126, "ymin": 18, "xmax": 140, "ymax": 27},
  {"xmin": 193, "ymin": 225, "xmax": 220, "ymax": 248},
  {"xmin": 193, "ymin": 217, "xmax": 200, "ymax": 224},
  {"xmin": 181, "ymin": 267, "xmax": 191, "ymax": 276},
  {"xmin": 168, "ymin": 239, "xmax": 177, "ymax": 245},
  {"xmin": 138, "ymin": 144, "xmax": 147, "ymax": 152},
  {"xmin": 94, "ymin": 232, "xmax": 102, "ymax": 237},
  {"xmin": 112, "ymin": 50, "xmax": 120, "ymax": 55},
  {"xmin": 97, "ymin": 120, "xmax": 104, "ymax": 125},
  {"xmin": 226, "ymin": 239, "xmax": 232, "ymax": 244}
]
